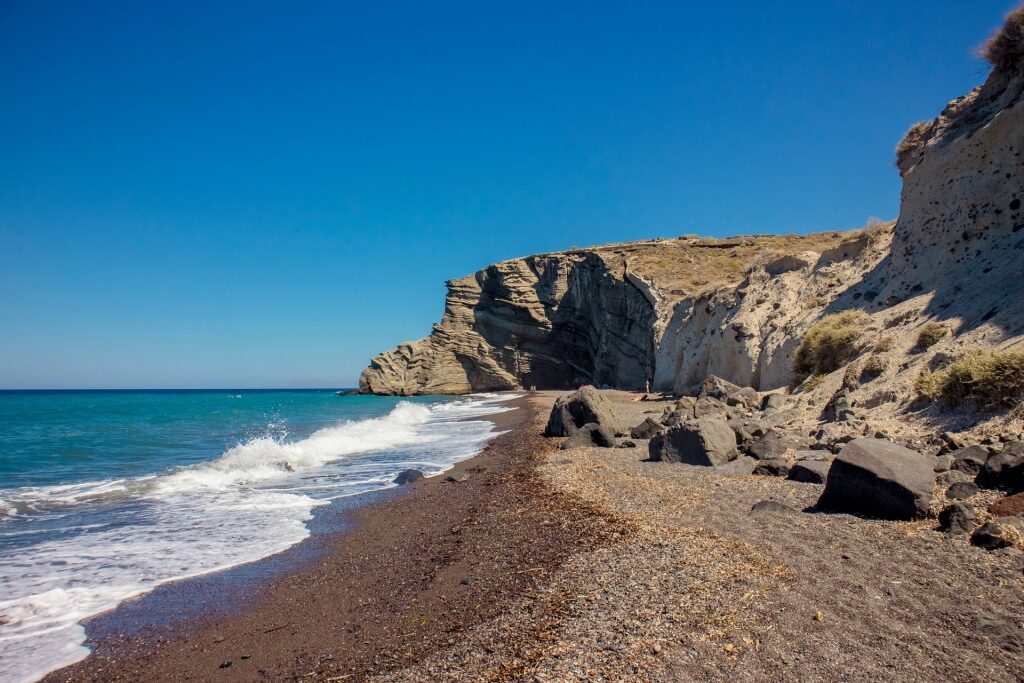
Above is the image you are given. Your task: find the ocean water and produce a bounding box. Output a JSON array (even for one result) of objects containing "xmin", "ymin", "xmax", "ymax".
[{"xmin": 0, "ymin": 389, "xmax": 514, "ymax": 683}]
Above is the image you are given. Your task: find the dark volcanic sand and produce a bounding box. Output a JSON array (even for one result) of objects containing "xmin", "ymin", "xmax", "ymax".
[{"xmin": 44, "ymin": 395, "xmax": 619, "ymax": 682}]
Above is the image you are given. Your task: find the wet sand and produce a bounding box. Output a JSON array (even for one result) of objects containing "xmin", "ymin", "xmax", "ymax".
[{"xmin": 44, "ymin": 395, "xmax": 620, "ymax": 682}]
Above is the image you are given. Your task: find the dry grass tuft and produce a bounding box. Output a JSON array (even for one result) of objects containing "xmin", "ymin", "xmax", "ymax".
[
  {"xmin": 981, "ymin": 4, "xmax": 1024, "ymax": 71},
  {"xmin": 860, "ymin": 354, "xmax": 888, "ymax": 381},
  {"xmin": 915, "ymin": 349, "xmax": 1024, "ymax": 407},
  {"xmin": 915, "ymin": 323, "xmax": 949, "ymax": 350},
  {"xmin": 793, "ymin": 310, "xmax": 867, "ymax": 381},
  {"xmin": 895, "ymin": 120, "xmax": 935, "ymax": 169}
]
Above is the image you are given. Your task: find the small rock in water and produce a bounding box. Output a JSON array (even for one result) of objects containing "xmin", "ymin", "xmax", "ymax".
[{"xmin": 394, "ymin": 469, "xmax": 426, "ymax": 485}]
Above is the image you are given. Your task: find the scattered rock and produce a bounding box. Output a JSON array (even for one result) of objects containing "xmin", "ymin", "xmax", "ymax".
[
  {"xmin": 761, "ymin": 393, "xmax": 787, "ymax": 412},
  {"xmin": 561, "ymin": 423, "xmax": 617, "ymax": 449},
  {"xmin": 951, "ymin": 445, "xmax": 990, "ymax": 477},
  {"xmin": 788, "ymin": 458, "xmax": 831, "ymax": 484},
  {"xmin": 693, "ymin": 396, "xmax": 729, "ymax": 419},
  {"xmin": 544, "ymin": 386, "xmax": 624, "ymax": 437},
  {"xmin": 751, "ymin": 500, "xmax": 797, "ymax": 514},
  {"xmin": 979, "ymin": 441, "xmax": 1024, "ymax": 492},
  {"xmin": 971, "ymin": 517, "xmax": 1023, "ymax": 550},
  {"xmin": 816, "ymin": 438, "xmax": 935, "ymax": 520},
  {"xmin": 726, "ymin": 387, "xmax": 759, "ymax": 409},
  {"xmin": 618, "ymin": 439, "xmax": 637, "ymax": 449},
  {"xmin": 937, "ymin": 469, "xmax": 970, "ymax": 487},
  {"xmin": 989, "ymin": 492, "xmax": 1024, "ymax": 517},
  {"xmin": 814, "ymin": 423, "xmax": 856, "ymax": 452},
  {"xmin": 445, "ymin": 472, "xmax": 470, "ymax": 483},
  {"xmin": 829, "ymin": 389, "xmax": 856, "ymax": 422},
  {"xmin": 946, "ymin": 481, "xmax": 979, "ymax": 500},
  {"xmin": 748, "ymin": 429, "xmax": 793, "ymax": 460},
  {"xmin": 649, "ymin": 417, "xmax": 738, "ymax": 466},
  {"xmin": 219, "ymin": 661, "xmax": 232, "ymax": 669},
  {"xmin": 933, "ymin": 454, "xmax": 954, "ymax": 473},
  {"xmin": 754, "ymin": 458, "xmax": 791, "ymax": 477},
  {"xmin": 697, "ymin": 375, "xmax": 742, "ymax": 401},
  {"xmin": 713, "ymin": 456, "xmax": 756, "ymax": 477},
  {"xmin": 629, "ymin": 417, "xmax": 664, "ymax": 440},
  {"xmin": 940, "ymin": 431, "xmax": 967, "ymax": 451},
  {"xmin": 394, "ymin": 469, "xmax": 426, "ymax": 485},
  {"xmin": 938, "ymin": 503, "xmax": 978, "ymax": 534}
]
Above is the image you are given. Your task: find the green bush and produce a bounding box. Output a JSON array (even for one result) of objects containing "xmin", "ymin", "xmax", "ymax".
[
  {"xmin": 915, "ymin": 349, "xmax": 1024, "ymax": 407},
  {"xmin": 793, "ymin": 310, "xmax": 867, "ymax": 381},
  {"xmin": 915, "ymin": 323, "xmax": 949, "ymax": 350}
]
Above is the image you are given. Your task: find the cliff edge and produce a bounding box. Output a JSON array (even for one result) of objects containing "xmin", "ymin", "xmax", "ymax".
[{"xmin": 361, "ymin": 10, "xmax": 1024, "ymax": 421}]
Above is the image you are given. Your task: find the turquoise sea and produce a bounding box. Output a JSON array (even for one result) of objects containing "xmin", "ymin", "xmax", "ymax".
[{"xmin": 0, "ymin": 389, "xmax": 512, "ymax": 683}]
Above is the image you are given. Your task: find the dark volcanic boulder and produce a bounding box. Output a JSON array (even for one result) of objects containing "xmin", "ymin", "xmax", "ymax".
[
  {"xmin": 946, "ymin": 481, "xmax": 979, "ymax": 500},
  {"xmin": 560, "ymin": 423, "xmax": 617, "ymax": 449},
  {"xmin": 816, "ymin": 438, "xmax": 934, "ymax": 520},
  {"xmin": 697, "ymin": 375, "xmax": 742, "ymax": 401},
  {"xmin": 951, "ymin": 445, "xmax": 990, "ymax": 477},
  {"xmin": 630, "ymin": 417, "xmax": 664, "ymax": 440},
  {"xmin": 394, "ymin": 469, "xmax": 426, "ymax": 485},
  {"xmin": 751, "ymin": 500, "xmax": 797, "ymax": 514},
  {"xmin": 726, "ymin": 387, "xmax": 759, "ymax": 409},
  {"xmin": 545, "ymin": 386, "xmax": 623, "ymax": 437},
  {"xmin": 938, "ymin": 503, "xmax": 978, "ymax": 535},
  {"xmin": 978, "ymin": 441, "xmax": 1024, "ymax": 491},
  {"xmin": 971, "ymin": 518, "xmax": 1023, "ymax": 550},
  {"xmin": 754, "ymin": 458, "xmax": 791, "ymax": 477},
  {"xmin": 788, "ymin": 458, "xmax": 831, "ymax": 484},
  {"xmin": 649, "ymin": 417, "xmax": 737, "ymax": 466},
  {"xmin": 693, "ymin": 396, "xmax": 729, "ymax": 419},
  {"xmin": 748, "ymin": 429, "xmax": 793, "ymax": 460},
  {"xmin": 713, "ymin": 455, "xmax": 756, "ymax": 477}
]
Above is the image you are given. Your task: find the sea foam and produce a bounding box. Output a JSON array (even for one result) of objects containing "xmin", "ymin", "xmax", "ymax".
[{"xmin": 0, "ymin": 394, "xmax": 513, "ymax": 683}]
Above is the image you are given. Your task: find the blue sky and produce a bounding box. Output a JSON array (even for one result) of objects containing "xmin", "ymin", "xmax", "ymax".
[{"xmin": 0, "ymin": 1, "xmax": 1015, "ymax": 389}]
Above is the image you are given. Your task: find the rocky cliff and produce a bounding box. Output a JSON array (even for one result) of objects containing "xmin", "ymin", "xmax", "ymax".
[{"xmin": 361, "ymin": 13, "xmax": 1024, "ymax": 411}]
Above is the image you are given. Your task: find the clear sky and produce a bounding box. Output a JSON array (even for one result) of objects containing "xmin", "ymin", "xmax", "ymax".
[{"xmin": 0, "ymin": 1, "xmax": 1015, "ymax": 389}]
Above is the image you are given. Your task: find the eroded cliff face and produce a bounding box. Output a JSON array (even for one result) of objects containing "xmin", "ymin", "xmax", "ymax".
[
  {"xmin": 359, "ymin": 252, "xmax": 658, "ymax": 395},
  {"xmin": 361, "ymin": 41, "xmax": 1024, "ymax": 400}
]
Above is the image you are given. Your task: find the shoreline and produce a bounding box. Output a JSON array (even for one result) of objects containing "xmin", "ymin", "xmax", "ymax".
[{"xmin": 43, "ymin": 392, "xmax": 620, "ymax": 682}]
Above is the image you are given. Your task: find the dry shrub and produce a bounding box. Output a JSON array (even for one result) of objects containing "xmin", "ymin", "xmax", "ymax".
[
  {"xmin": 793, "ymin": 310, "xmax": 867, "ymax": 381},
  {"xmin": 860, "ymin": 354, "xmax": 888, "ymax": 381},
  {"xmin": 915, "ymin": 349, "xmax": 1024, "ymax": 407},
  {"xmin": 915, "ymin": 322, "xmax": 949, "ymax": 350},
  {"xmin": 895, "ymin": 120, "xmax": 935, "ymax": 169},
  {"xmin": 981, "ymin": 4, "xmax": 1024, "ymax": 71},
  {"xmin": 803, "ymin": 374, "xmax": 827, "ymax": 393},
  {"xmin": 874, "ymin": 335, "xmax": 894, "ymax": 352}
]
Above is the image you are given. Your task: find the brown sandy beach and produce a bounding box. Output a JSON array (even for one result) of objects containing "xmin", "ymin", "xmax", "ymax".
[{"xmin": 48, "ymin": 391, "xmax": 1024, "ymax": 682}]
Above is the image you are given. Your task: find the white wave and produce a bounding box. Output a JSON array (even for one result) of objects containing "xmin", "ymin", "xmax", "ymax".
[
  {"xmin": 154, "ymin": 401, "xmax": 435, "ymax": 492},
  {"xmin": 0, "ymin": 394, "xmax": 517, "ymax": 683}
]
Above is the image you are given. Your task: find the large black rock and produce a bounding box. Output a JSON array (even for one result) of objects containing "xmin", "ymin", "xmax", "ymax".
[
  {"xmin": 545, "ymin": 386, "xmax": 624, "ymax": 437},
  {"xmin": 816, "ymin": 438, "xmax": 934, "ymax": 520},
  {"xmin": 649, "ymin": 417, "xmax": 737, "ymax": 466}
]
